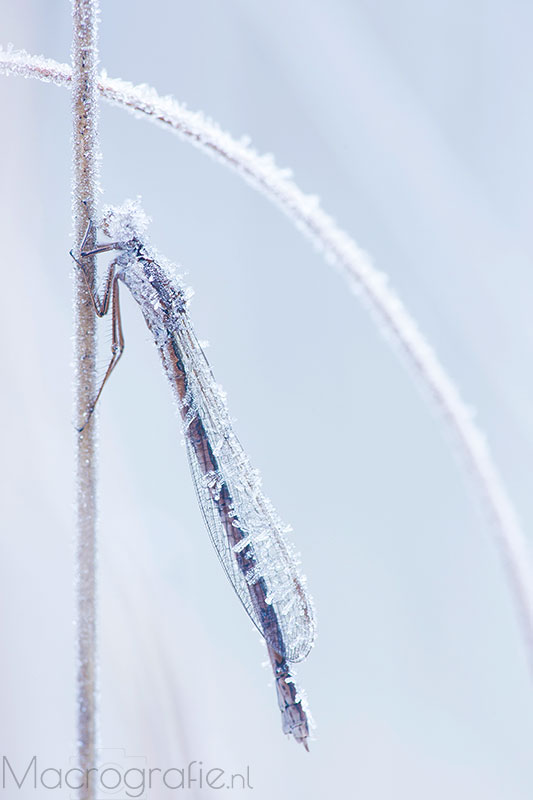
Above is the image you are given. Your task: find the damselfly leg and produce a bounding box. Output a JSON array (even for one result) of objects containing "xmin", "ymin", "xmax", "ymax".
[
  {"xmin": 86, "ymin": 267, "xmax": 124, "ymax": 421},
  {"xmin": 70, "ymin": 221, "xmax": 125, "ymax": 429},
  {"xmin": 80, "ymin": 216, "xmax": 125, "ymax": 258}
]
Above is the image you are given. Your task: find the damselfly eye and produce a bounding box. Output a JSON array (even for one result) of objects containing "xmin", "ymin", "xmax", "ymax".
[{"xmin": 100, "ymin": 210, "xmax": 115, "ymax": 238}]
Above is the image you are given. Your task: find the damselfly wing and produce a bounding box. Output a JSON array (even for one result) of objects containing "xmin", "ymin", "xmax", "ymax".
[{"xmin": 165, "ymin": 315, "xmax": 316, "ymax": 663}]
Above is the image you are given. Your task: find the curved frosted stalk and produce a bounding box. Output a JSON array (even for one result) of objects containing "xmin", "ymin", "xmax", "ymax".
[{"xmin": 1, "ymin": 47, "xmax": 532, "ymax": 671}]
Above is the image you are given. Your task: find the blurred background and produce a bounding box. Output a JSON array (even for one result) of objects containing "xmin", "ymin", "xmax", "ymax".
[{"xmin": 1, "ymin": 1, "xmax": 532, "ymax": 798}]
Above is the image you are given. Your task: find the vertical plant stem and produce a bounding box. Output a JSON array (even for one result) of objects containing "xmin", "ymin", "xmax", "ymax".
[{"xmin": 71, "ymin": 2, "xmax": 100, "ymax": 797}]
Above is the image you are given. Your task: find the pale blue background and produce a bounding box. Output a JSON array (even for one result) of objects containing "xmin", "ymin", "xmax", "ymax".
[{"xmin": 1, "ymin": 2, "xmax": 532, "ymax": 798}]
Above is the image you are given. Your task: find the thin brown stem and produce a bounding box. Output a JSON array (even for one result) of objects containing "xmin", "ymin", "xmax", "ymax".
[{"xmin": 71, "ymin": 1, "xmax": 100, "ymax": 797}]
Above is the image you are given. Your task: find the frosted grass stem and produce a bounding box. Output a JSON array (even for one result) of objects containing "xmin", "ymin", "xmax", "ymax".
[
  {"xmin": 1, "ymin": 49, "xmax": 532, "ymax": 672},
  {"xmin": 70, "ymin": 2, "xmax": 100, "ymax": 796}
]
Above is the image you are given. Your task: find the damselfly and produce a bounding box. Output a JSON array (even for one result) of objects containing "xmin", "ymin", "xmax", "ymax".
[{"xmin": 73, "ymin": 200, "xmax": 316, "ymax": 747}]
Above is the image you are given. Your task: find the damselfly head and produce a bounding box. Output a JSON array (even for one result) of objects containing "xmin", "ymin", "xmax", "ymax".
[{"xmin": 100, "ymin": 198, "xmax": 151, "ymax": 243}]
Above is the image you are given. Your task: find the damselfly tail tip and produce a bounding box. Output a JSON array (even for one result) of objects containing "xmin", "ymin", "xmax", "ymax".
[{"xmin": 291, "ymin": 724, "xmax": 310, "ymax": 751}]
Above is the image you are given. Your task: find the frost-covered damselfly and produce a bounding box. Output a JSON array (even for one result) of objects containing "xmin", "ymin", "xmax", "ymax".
[{"xmin": 73, "ymin": 199, "xmax": 316, "ymax": 748}]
